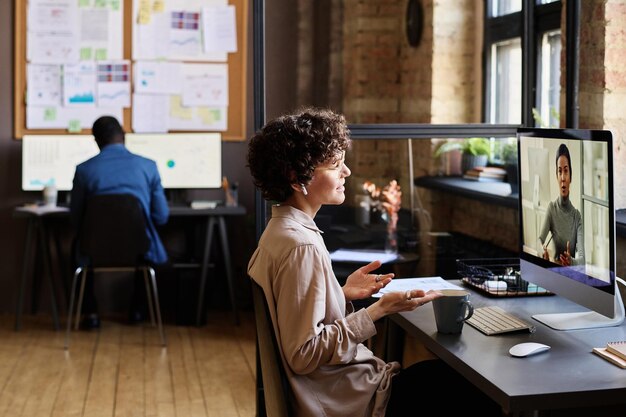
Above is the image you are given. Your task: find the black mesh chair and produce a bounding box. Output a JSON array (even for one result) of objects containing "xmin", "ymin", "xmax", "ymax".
[
  {"xmin": 65, "ymin": 194, "xmax": 166, "ymax": 348},
  {"xmin": 251, "ymin": 279, "xmax": 294, "ymax": 417}
]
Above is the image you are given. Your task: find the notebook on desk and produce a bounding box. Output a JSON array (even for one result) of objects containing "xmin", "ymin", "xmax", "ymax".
[{"xmin": 329, "ymin": 249, "xmax": 398, "ymax": 264}]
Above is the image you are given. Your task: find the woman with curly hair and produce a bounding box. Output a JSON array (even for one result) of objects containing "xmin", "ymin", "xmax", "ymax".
[{"xmin": 247, "ymin": 107, "xmax": 501, "ymax": 417}]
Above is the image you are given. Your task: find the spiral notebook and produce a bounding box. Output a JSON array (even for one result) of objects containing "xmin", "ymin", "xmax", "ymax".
[
  {"xmin": 606, "ymin": 341, "xmax": 626, "ymax": 360},
  {"xmin": 592, "ymin": 341, "xmax": 626, "ymax": 368}
]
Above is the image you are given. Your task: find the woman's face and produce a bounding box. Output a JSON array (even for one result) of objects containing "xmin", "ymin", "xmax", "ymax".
[
  {"xmin": 556, "ymin": 154, "xmax": 571, "ymax": 198},
  {"xmin": 306, "ymin": 151, "xmax": 351, "ymax": 205}
]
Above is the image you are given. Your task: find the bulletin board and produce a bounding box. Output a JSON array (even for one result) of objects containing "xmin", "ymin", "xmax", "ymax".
[{"xmin": 13, "ymin": 0, "xmax": 247, "ymax": 141}]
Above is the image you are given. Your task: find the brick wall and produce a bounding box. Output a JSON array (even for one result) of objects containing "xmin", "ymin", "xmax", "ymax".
[
  {"xmin": 296, "ymin": 1, "xmax": 626, "ymax": 269},
  {"xmin": 578, "ymin": 0, "xmax": 626, "ymax": 209}
]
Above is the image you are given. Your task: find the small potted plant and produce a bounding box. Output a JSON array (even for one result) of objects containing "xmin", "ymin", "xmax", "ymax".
[{"xmin": 434, "ymin": 137, "xmax": 491, "ymax": 174}]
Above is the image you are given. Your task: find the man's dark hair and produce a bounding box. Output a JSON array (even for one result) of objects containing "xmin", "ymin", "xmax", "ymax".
[{"xmin": 92, "ymin": 116, "xmax": 124, "ymax": 149}]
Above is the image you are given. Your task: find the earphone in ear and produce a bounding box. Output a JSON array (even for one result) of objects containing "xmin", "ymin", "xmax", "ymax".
[{"xmin": 301, "ymin": 185, "xmax": 308, "ymax": 196}]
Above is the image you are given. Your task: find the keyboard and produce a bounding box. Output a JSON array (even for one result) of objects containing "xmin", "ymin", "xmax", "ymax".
[{"xmin": 466, "ymin": 306, "xmax": 536, "ymax": 335}]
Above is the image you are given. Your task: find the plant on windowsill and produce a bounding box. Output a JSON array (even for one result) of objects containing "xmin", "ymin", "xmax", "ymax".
[{"xmin": 434, "ymin": 137, "xmax": 491, "ymax": 174}]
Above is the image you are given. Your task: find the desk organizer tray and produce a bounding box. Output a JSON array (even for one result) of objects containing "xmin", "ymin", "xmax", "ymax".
[{"xmin": 457, "ymin": 258, "xmax": 552, "ymax": 297}]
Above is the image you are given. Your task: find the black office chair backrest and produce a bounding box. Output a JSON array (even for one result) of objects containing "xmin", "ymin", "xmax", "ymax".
[
  {"xmin": 79, "ymin": 193, "xmax": 150, "ymax": 268},
  {"xmin": 251, "ymin": 279, "xmax": 294, "ymax": 417}
]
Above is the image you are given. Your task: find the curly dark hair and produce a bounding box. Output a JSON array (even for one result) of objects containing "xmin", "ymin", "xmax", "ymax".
[{"xmin": 247, "ymin": 107, "xmax": 351, "ymax": 202}]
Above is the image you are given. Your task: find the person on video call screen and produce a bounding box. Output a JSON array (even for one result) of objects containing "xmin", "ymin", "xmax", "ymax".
[{"xmin": 538, "ymin": 143, "xmax": 585, "ymax": 266}]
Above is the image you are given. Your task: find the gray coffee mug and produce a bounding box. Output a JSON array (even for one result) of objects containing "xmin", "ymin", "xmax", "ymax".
[{"xmin": 432, "ymin": 289, "xmax": 474, "ymax": 334}]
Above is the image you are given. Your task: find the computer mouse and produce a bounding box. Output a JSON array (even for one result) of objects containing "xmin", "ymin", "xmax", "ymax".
[{"xmin": 509, "ymin": 342, "xmax": 551, "ymax": 358}]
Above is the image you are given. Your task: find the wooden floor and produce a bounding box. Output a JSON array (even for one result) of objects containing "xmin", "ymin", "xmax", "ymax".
[{"xmin": 0, "ymin": 311, "xmax": 257, "ymax": 417}]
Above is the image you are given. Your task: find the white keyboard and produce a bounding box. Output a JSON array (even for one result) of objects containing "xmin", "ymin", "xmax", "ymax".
[{"xmin": 466, "ymin": 306, "xmax": 536, "ymax": 335}]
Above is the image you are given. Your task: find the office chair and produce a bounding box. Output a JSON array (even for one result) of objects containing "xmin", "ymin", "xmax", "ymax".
[
  {"xmin": 251, "ymin": 279, "xmax": 294, "ymax": 417},
  {"xmin": 65, "ymin": 194, "xmax": 166, "ymax": 349}
]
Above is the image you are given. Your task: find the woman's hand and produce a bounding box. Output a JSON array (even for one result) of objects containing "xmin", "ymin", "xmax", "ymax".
[
  {"xmin": 366, "ymin": 289, "xmax": 442, "ymax": 322},
  {"xmin": 342, "ymin": 260, "xmax": 393, "ymax": 302},
  {"xmin": 558, "ymin": 241, "xmax": 572, "ymax": 266}
]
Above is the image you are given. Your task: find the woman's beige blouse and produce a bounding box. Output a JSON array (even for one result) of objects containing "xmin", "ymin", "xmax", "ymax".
[{"xmin": 248, "ymin": 205, "xmax": 400, "ymax": 417}]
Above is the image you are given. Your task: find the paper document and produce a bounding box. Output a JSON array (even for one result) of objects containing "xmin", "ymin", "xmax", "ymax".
[
  {"xmin": 329, "ymin": 249, "xmax": 398, "ymax": 264},
  {"xmin": 371, "ymin": 276, "xmax": 462, "ymax": 298}
]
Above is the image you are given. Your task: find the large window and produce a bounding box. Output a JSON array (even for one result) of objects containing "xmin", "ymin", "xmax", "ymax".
[{"xmin": 484, "ymin": 0, "xmax": 563, "ymax": 127}]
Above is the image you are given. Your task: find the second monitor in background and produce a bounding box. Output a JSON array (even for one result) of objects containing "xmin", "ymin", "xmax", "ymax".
[{"xmin": 125, "ymin": 133, "xmax": 222, "ymax": 190}]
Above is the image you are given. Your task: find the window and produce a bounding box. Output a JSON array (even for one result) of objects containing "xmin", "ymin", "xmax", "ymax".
[
  {"xmin": 484, "ymin": 0, "xmax": 566, "ymax": 164},
  {"xmin": 484, "ymin": 0, "xmax": 563, "ymax": 127}
]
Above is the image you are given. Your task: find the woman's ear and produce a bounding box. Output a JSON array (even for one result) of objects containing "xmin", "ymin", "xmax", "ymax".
[{"xmin": 290, "ymin": 183, "xmax": 307, "ymax": 196}]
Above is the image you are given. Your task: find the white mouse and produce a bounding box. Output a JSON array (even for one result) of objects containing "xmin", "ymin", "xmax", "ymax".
[{"xmin": 509, "ymin": 342, "xmax": 551, "ymax": 357}]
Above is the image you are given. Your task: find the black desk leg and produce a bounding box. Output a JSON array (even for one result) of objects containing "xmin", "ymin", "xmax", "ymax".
[
  {"xmin": 53, "ymin": 225, "xmax": 68, "ymax": 309},
  {"xmin": 196, "ymin": 217, "xmax": 216, "ymax": 326},
  {"xmin": 218, "ymin": 216, "xmax": 239, "ymax": 325},
  {"xmin": 384, "ymin": 317, "xmax": 405, "ymax": 363},
  {"xmin": 15, "ymin": 220, "xmax": 36, "ymax": 331},
  {"xmin": 38, "ymin": 221, "xmax": 60, "ymax": 330}
]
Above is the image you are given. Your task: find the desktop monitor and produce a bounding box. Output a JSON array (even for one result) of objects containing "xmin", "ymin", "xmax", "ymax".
[
  {"xmin": 125, "ymin": 133, "xmax": 222, "ymax": 189},
  {"xmin": 22, "ymin": 134, "xmax": 99, "ymax": 191},
  {"xmin": 518, "ymin": 127, "xmax": 624, "ymax": 330}
]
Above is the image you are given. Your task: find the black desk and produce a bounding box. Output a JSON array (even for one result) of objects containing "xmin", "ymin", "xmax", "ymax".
[
  {"xmin": 168, "ymin": 204, "xmax": 246, "ymax": 326},
  {"xmin": 13, "ymin": 205, "xmax": 68, "ymax": 330},
  {"xmin": 386, "ymin": 280, "xmax": 626, "ymax": 415},
  {"xmin": 14, "ymin": 203, "xmax": 246, "ymax": 329}
]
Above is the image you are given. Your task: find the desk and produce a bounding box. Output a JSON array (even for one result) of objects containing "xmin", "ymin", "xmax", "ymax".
[
  {"xmin": 385, "ymin": 280, "xmax": 626, "ymax": 416},
  {"xmin": 13, "ymin": 204, "xmax": 246, "ymax": 329},
  {"xmin": 13, "ymin": 205, "xmax": 68, "ymax": 331},
  {"xmin": 167, "ymin": 204, "xmax": 246, "ymax": 326}
]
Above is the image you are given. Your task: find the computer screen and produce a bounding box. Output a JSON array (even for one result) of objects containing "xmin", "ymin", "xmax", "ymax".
[
  {"xmin": 22, "ymin": 135, "xmax": 99, "ymax": 191},
  {"xmin": 125, "ymin": 133, "xmax": 222, "ymax": 189},
  {"xmin": 518, "ymin": 127, "xmax": 624, "ymax": 330}
]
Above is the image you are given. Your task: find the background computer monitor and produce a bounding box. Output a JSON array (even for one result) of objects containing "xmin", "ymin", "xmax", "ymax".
[
  {"xmin": 125, "ymin": 133, "xmax": 222, "ymax": 189},
  {"xmin": 22, "ymin": 135, "xmax": 99, "ymax": 191},
  {"xmin": 518, "ymin": 127, "xmax": 623, "ymax": 330}
]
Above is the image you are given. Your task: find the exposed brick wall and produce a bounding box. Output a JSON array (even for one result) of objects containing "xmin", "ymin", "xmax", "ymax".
[
  {"xmin": 578, "ymin": 0, "xmax": 626, "ymax": 209},
  {"xmin": 295, "ymin": 1, "xmax": 626, "ymax": 265},
  {"xmin": 338, "ymin": 0, "xmax": 435, "ymax": 211},
  {"xmin": 431, "ymin": 0, "xmax": 479, "ymax": 123}
]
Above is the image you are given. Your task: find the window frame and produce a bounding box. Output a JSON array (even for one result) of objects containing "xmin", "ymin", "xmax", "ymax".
[{"xmin": 483, "ymin": 0, "xmax": 573, "ymax": 128}]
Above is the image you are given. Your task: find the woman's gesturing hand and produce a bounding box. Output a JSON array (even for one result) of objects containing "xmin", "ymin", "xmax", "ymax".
[
  {"xmin": 342, "ymin": 260, "xmax": 393, "ymax": 302},
  {"xmin": 365, "ymin": 289, "xmax": 443, "ymax": 322}
]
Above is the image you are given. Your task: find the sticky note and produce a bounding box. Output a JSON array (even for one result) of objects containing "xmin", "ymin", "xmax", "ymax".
[
  {"xmin": 68, "ymin": 120, "xmax": 82, "ymax": 133},
  {"xmin": 170, "ymin": 96, "xmax": 193, "ymax": 120},
  {"xmin": 44, "ymin": 107, "xmax": 57, "ymax": 121},
  {"xmin": 138, "ymin": 0, "xmax": 152, "ymax": 24},
  {"xmin": 80, "ymin": 47, "xmax": 93, "ymax": 60},
  {"xmin": 95, "ymin": 48, "xmax": 107, "ymax": 60}
]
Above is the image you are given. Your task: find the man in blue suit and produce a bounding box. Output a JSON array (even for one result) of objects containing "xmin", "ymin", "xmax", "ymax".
[{"xmin": 70, "ymin": 116, "xmax": 169, "ymax": 328}]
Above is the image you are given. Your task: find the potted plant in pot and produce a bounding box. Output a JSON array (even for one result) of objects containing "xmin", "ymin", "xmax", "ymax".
[{"xmin": 434, "ymin": 137, "xmax": 491, "ymax": 174}]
